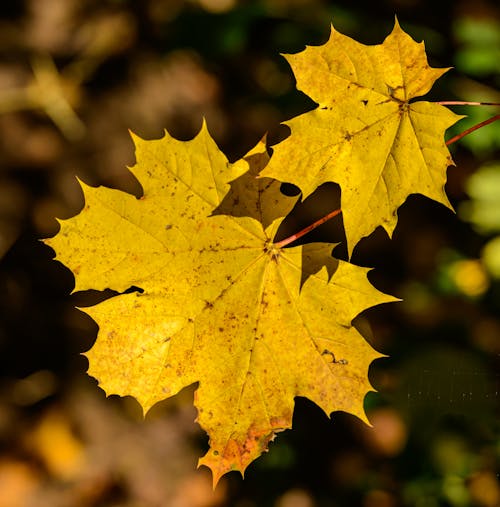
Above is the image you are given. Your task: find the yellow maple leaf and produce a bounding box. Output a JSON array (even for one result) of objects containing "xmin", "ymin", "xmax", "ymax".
[
  {"xmin": 44, "ymin": 124, "xmax": 394, "ymax": 484},
  {"xmin": 261, "ymin": 19, "xmax": 463, "ymax": 255}
]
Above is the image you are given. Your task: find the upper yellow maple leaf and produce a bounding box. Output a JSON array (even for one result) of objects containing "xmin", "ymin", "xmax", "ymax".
[
  {"xmin": 261, "ymin": 19, "xmax": 462, "ymax": 255},
  {"xmin": 44, "ymin": 124, "xmax": 394, "ymax": 484}
]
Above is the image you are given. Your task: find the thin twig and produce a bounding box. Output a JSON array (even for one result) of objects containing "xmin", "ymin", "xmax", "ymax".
[
  {"xmin": 446, "ymin": 114, "xmax": 500, "ymax": 145},
  {"xmin": 274, "ymin": 208, "xmax": 342, "ymax": 248}
]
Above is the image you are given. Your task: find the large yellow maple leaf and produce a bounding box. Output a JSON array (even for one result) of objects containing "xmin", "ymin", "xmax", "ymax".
[
  {"xmin": 261, "ymin": 19, "xmax": 462, "ymax": 255},
  {"xmin": 45, "ymin": 124, "xmax": 394, "ymax": 484}
]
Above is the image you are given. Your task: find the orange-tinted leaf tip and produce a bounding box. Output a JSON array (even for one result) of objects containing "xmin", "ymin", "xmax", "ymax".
[{"xmin": 197, "ymin": 459, "xmax": 243, "ymax": 490}]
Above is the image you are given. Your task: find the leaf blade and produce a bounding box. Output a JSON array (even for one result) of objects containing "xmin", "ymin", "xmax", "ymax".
[
  {"xmin": 45, "ymin": 124, "xmax": 396, "ymax": 485},
  {"xmin": 262, "ymin": 19, "xmax": 462, "ymax": 255}
]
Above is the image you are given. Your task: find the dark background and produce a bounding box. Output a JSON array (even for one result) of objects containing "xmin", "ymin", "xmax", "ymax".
[{"xmin": 0, "ymin": 1, "xmax": 499, "ymax": 506}]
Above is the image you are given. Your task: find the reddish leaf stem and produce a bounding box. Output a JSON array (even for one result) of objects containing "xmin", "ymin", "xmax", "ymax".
[
  {"xmin": 274, "ymin": 208, "xmax": 342, "ymax": 248},
  {"xmin": 446, "ymin": 114, "xmax": 500, "ymax": 146},
  {"xmin": 437, "ymin": 101, "xmax": 500, "ymax": 106}
]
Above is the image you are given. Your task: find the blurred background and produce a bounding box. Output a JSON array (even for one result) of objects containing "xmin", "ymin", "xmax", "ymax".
[{"xmin": 0, "ymin": 0, "xmax": 499, "ymax": 506}]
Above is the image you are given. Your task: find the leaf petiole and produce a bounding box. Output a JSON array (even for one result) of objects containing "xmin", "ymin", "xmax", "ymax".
[
  {"xmin": 274, "ymin": 208, "xmax": 342, "ymax": 248},
  {"xmin": 437, "ymin": 101, "xmax": 500, "ymax": 106},
  {"xmin": 446, "ymin": 114, "xmax": 500, "ymax": 146}
]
